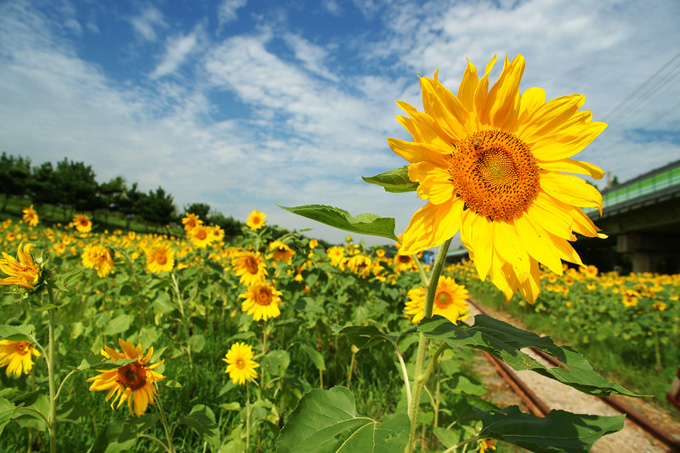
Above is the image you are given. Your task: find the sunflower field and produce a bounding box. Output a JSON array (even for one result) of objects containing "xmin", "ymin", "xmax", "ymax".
[{"xmin": 2, "ymin": 54, "xmax": 670, "ymax": 453}]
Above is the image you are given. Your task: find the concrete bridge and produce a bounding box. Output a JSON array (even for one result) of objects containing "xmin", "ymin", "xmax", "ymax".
[{"xmin": 578, "ymin": 159, "xmax": 680, "ymax": 274}]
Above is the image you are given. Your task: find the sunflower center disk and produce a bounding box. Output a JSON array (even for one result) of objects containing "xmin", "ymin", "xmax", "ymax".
[
  {"xmin": 256, "ymin": 289, "xmax": 272, "ymax": 306},
  {"xmin": 450, "ymin": 130, "xmax": 539, "ymax": 222},
  {"xmin": 435, "ymin": 292, "xmax": 451, "ymax": 309},
  {"xmin": 118, "ymin": 362, "xmax": 147, "ymax": 390}
]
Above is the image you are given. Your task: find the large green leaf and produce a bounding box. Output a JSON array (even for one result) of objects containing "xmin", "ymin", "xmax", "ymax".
[
  {"xmin": 276, "ymin": 387, "xmax": 410, "ymax": 453},
  {"xmin": 476, "ymin": 406, "xmax": 624, "ymax": 452},
  {"xmin": 362, "ymin": 166, "xmax": 418, "ymax": 193},
  {"xmin": 418, "ymin": 315, "xmax": 642, "ymax": 397},
  {"xmin": 0, "ymin": 324, "xmax": 36, "ymax": 342},
  {"xmin": 278, "ymin": 205, "xmax": 399, "ymax": 241}
]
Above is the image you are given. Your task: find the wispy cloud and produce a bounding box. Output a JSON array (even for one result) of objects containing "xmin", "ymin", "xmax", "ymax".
[
  {"xmin": 128, "ymin": 5, "xmax": 167, "ymax": 42},
  {"xmin": 218, "ymin": 0, "xmax": 248, "ymax": 26},
  {"xmin": 151, "ymin": 27, "xmax": 203, "ymax": 79}
]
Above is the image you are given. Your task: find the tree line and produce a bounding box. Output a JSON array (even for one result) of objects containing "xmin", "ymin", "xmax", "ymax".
[{"xmin": 0, "ymin": 152, "xmax": 246, "ymax": 236}]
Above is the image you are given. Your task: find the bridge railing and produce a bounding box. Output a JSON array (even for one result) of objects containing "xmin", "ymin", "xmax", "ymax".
[{"xmin": 583, "ymin": 165, "xmax": 680, "ymax": 214}]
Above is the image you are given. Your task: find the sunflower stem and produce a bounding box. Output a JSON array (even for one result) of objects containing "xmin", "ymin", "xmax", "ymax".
[
  {"xmin": 46, "ymin": 287, "xmax": 57, "ymax": 453},
  {"xmin": 155, "ymin": 392, "xmax": 175, "ymax": 453},
  {"xmin": 406, "ymin": 238, "xmax": 452, "ymax": 453},
  {"xmin": 246, "ymin": 382, "xmax": 252, "ymax": 452}
]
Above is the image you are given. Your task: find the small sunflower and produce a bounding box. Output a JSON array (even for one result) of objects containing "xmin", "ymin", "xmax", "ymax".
[
  {"xmin": 188, "ymin": 224, "xmax": 213, "ymax": 248},
  {"xmin": 268, "ymin": 240, "xmax": 295, "ymax": 263},
  {"xmin": 390, "ymin": 55, "xmax": 607, "ymax": 302},
  {"xmin": 0, "ymin": 242, "xmax": 42, "ymax": 290},
  {"xmin": 145, "ymin": 245, "xmax": 175, "ymax": 273},
  {"xmin": 246, "ymin": 210, "xmax": 266, "ymax": 231},
  {"xmin": 87, "ymin": 338, "xmax": 165, "ymax": 417},
  {"xmin": 347, "ymin": 254, "xmax": 371, "ymax": 278},
  {"xmin": 232, "ymin": 251, "xmax": 268, "ymax": 286},
  {"xmin": 223, "ymin": 342, "xmax": 259, "ymax": 385},
  {"xmin": 21, "ymin": 205, "xmax": 39, "ymax": 227},
  {"xmin": 182, "ymin": 213, "xmax": 203, "ymax": 231},
  {"xmin": 82, "ymin": 244, "xmax": 114, "ymax": 277},
  {"xmin": 405, "ymin": 277, "xmax": 469, "ymax": 325},
  {"xmin": 0, "ymin": 340, "xmax": 41, "ymax": 377},
  {"xmin": 240, "ymin": 281, "xmax": 283, "ymax": 321},
  {"xmin": 394, "ymin": 254, "xmax": 417, "ymax": 273},
  {"xmin": 70, "ymin": 214, "xmax": 92, "ymax": 233}
]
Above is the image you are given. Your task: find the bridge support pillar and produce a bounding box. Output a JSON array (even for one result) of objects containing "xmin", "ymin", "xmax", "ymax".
[{"xmin": 617, "ymin": 233, "xmax": 680, "ymax": 273}]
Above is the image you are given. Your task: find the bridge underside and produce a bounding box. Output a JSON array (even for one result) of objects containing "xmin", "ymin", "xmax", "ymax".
[{"xmin": 576, "ymin": 194, "xmax": 680, "ymax": 274}]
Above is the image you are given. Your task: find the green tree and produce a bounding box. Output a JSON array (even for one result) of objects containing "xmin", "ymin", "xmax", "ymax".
[
  {"xmin": 139, "ymin": 187, "xmax": 176, "ymax": 231},
  {"xmin": 184, "ymin": 202, "xmax": 211, "ymax": 223},
  {"xmin": 54, "ymin": 158, "xmax": 101, "ymax": 218},
  {"xmin": 28, "ymin": 161, "xmax": 59, "ymax": 215},
  {"xmin": 99, "ymin": 176, "xmax": 127, "ymax": 227},
  {"xmin": 0, "ymin": 153, "xmax": 32, "ymax": 211}
]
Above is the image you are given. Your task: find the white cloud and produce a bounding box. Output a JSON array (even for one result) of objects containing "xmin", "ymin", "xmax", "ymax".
[
  {"xmin": 128, "ymin": 5, "xmax": 167, "ymax": 41},
  {"xmin": 151, "ymin": 28, "xmax": 202, "ymax": 79},
  {"xmin": 284, "ymin": 34, "xmax": 339, "ymax": 82},
  {"xmin": 218, "ymin": 0, "xmax": 247, "ymax": 26}
]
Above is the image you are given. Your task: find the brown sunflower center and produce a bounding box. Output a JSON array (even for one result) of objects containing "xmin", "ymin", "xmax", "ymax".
[
  {"xmin": 449, "ymin": 130, "xmax": 539, "ymax": 222},
  {"xmin": 397, "ymin": 255, "xmax": 411, "ymax": 264},
  {"xmin": 236, "ymin": 359, "xmax": 245, "ymax": 369},
  {"xmin": 244, "ymin": 256, "xmax": 259, "ymax": 274},
  {"xmin": 196, "ymin": 230, "xmax": 207, "ymax": 240},
  {"xmin": 156, "ymin": 253, "xmax": 168, "ymax": 265},
  {"xmin": 435, "ymin": 292, "xmax": 452, "ymax": 309},
  {"xmin": 117, "ymin": 362, "xmax": 147, "ymax": 390},
  {"xmin": 256, "ymin": 287, "xmax": 272, "ymax": 306},
  {"xmin": 16, "ymin": 341, "xmax": 29, "ymax": 355}
]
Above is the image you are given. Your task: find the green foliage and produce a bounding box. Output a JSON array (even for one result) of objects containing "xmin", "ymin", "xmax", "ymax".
[
  {"xmin": 362, "ymin": 166, "xmax": 419, "ymax": 193},
  {"xmin": 280, "ymin": 204, "xmax": 399, "ymax": 241},
  {"xmin": 276, "ymin": 387, "xmax": 410, "ymax": 453}
]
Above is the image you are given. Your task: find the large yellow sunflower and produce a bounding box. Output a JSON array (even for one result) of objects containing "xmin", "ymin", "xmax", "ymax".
[
  {"xmin": 0, "ymin": 242, "xmax": 42, "ymax": 290},
  {"xmin": 239, "ymin": 281, "xmax": 283, "ymax": 321},
  {"xmin": 389, "ymin": 55, "xmax": 606, "ymax": 302},
  {"xmin": 87, "ymin": 338, "xmax": 165, "ymax": 417},
  {"xmin": 232, "ymin": 251, "xmax": 268, "ymax": 286},
  {"xmin": 188, "ymin": 224, "xmax": 213, "ymax": 248},
  {"xmin": 0, "ymin": 340, "xmax": 41, "ymax": 377},
  {"xmin": 268, "ymin": 240, "xmax": 295, "ymax": 264},
  {"xmin": 405, "ymin": 277, "xmax": 469, "ymax": 325},
  {"xmin": 70, "ymin": 214, "xmax": 92, "ymax": 233},
  {"xmin": 145, "ymin": 245, "xmax": 175, "ymax": 273},
  {"xmin": 246, "ymin": 210, "xmax": 266, "ymax": 230},
  {"xmin": 82, "ymin": 244, "xmax": 115, "ymax": 277},
  {"xmin": 223, "ymin": 342, "xmax": 259, "ymax": 385},
  {"xmin": 21, "ymin": 205, "xmax": 39, "ymax": 227}
]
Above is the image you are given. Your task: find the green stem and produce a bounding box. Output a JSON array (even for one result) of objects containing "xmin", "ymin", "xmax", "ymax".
[
  {"xmin": 246, "ymin": 383, "xmax": 251, "ymax": 453},
  {"xmin": 406, "ymin": 238, "xmax": 452, "ymax": 453},
  {"xmin": 138, "ymin": 435, "xmax": 172, "ymax": 453},
  {"xmin": 347, "ymin": 350, "xmax": 356, "ymax": 390},
  {"xmin": 155, "ymin": 392, "xmax": 175, "ymax": 453},
  {"xmin": 46, "ymin": 287, "xmax": 57, "ymax": 453},
  {"xmin": 54, "ymin": 369, "xmax": 79, "ymax": 402}
]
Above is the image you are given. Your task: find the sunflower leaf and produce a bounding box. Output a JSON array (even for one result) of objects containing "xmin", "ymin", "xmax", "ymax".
[
  {"xmin": 278, "ymin": 204, "xmax": 399, "ymax": 241},
  {"xmin": 276, "ymin": 386, "xmax": 410, "ymax": 453},
  {"xmin": 418, "ymin": 315, "xmax": 644, "ymax": 397},
  {"xmin": 475, "ymin": 406, "xmax": 624, "ymax": 452},
  {"xmin": 362, "ymin": 166, "xmax": 418, "ymax": 193},
  {"xmin": 0, "ymin": 324, "xmax": 36, "ymax": 342}
]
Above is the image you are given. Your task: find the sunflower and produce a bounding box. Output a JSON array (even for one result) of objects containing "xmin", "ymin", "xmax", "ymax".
[
  {"xmin": 268, "ymin": 240, "xmax": 295, "ymax": 263},
  {"xmin": 0, "ymin": 242, "xmax": 42, "ymax": 290},
  {"xmin": 394, "ymin": 254, "xmax": 417, "ymax": 273},
  {"xmin": 188, "ymin": 224, "xmax": 213, "ymax": 248},
  {"xmin": 347, "ymin": 254, "xmax": 372, "ymax": 278},
  {"xmin": 479, "ymin": 439, "xmax": 497, "ymax": 453},
  {"xmin": 182, "ymin": 213, "xmax": 203, "ymax": 231},
  {"xmin": 240, "ymin": 281, "xmax": 283, "ymax": 321},
  {"xmin": 87, "ymin": 338, "xmax": 165, "ymax": 417},
  {"xmin": 389, "ymin": 55, "xmax": 606, "ymax": 302},
  {"xmin": 0, "ymin": 340, "xmax": 41, "ymax": 377},
  {"xmin": 405, "ymin": 277, "xmax": 469, "ymax": 325},
  {"xmin": 21, "ymin": 205, "xmax": 39, "ymax": 227},
  {"xmin": 223, "ymin": 342, "xmax": 259, "ymax": 385},
  {"xmin": 71, "ymin": 214, "xmax": 92, "ymax": 233},
  {"xmin": 232, "ymin": 251, "xmax": 268, "ymax": 285},
  {"xmin": 82, "ymin": 244, "xmax": 114, "ymax": 277},
  {"xmin": 326, "ymin": 246, "xmax": 345, "ymax": 267},
  {"xmin": 622, "ymin": 290, "xmax": 639, "ymax": 308},
  {"xmin": 246, "ymin": 210, "xmax": 266, "ymax": 231},
  {"xmin": 146, "ymin": 245, "xmax": 175, "ymax": 273},
  {"xmin": 210, "ymin": 225, "xmax": 225, "ymax": 243}
]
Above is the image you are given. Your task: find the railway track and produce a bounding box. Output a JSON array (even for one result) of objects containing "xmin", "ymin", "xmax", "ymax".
[{"xmin": 465, "ymin": 298, "xmax": 680, "ymax": 452}]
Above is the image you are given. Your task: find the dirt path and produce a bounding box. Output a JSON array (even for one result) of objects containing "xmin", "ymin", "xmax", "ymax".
[{"xmin": 466, "ymin": 302, "xmax": 680, "ymax": 452}]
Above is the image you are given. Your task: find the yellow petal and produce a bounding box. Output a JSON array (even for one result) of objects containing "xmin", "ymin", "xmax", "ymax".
[
  {"xmin": 514, "ymin": 215, "xmax": 563, "ymax": 274},
  {"xmin": 540, "ymin": 171, "xmax": 603, "ymax": 212},
  {"xmin": 387, "ymin": 138, "xmax": 450, "ymax": 166},
  {"xmin": 409, "ymin": 162, "xmax": 454, "ymax": 204},
  {"xmin": 457, "ymin": 57, "xmax": 479, "ymax": 111},
  {"xmin": 538, "ymin": 158, "xmax": 604, "ymax": 179},
  {"xmin": 518, "ymin": 94, "xmax": 585, "ymax": 140},
  {"xmin": 485, "ymin": 55, "xmax": 524, "ymax": 130},
  {"xmin": 400, "ymin": 200, "xmax": 464, "ymax": 255}
]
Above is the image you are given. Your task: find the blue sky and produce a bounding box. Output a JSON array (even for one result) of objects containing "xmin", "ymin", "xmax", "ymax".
[{"xmin": 1, "ymin": 0, "xmax": 679, "ymax": 246}]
